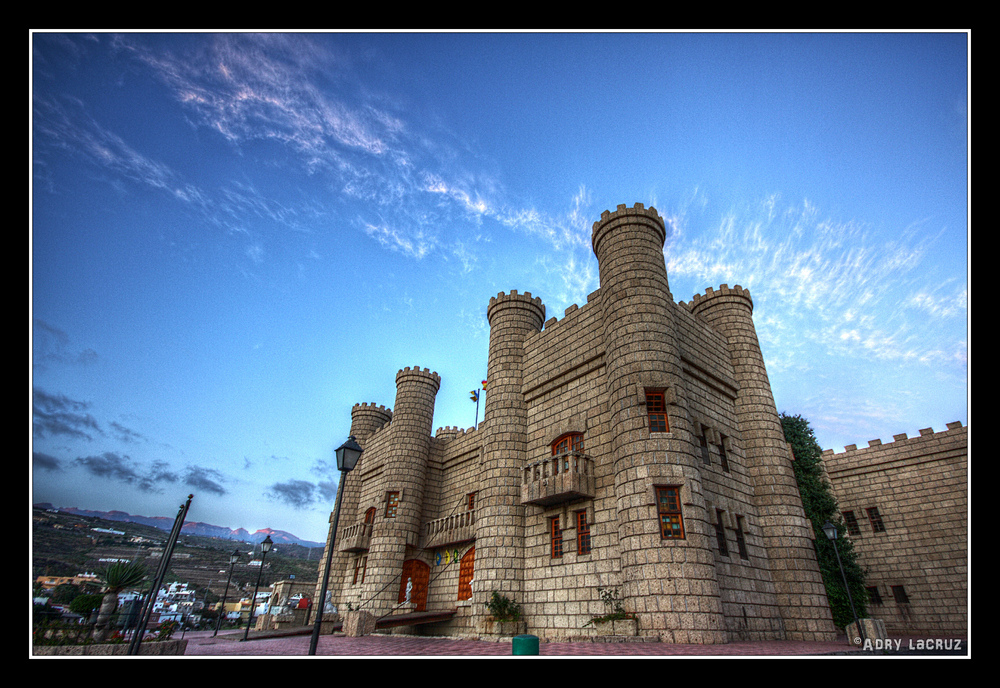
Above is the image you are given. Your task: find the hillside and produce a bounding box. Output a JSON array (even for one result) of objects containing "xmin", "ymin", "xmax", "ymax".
[{"xmin": 32, "ymin": 506, "xmax": 321, "ymax": 603}]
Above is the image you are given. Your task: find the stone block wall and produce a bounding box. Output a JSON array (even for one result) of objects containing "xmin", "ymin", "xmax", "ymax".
[{"xmin": 821, "ymin": 422, "xmax": 967, "ymax": 637}]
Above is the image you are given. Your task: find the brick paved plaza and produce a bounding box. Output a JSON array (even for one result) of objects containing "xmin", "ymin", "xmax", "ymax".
[{"xmin": 182, "ymin": 629, "xmax": 877, "ymax": 657}]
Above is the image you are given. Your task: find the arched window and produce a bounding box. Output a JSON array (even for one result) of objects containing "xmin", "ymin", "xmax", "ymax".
[
  {"xmin": 364, "ymin": 507, "xmax": 376, "ymax": 524},
  {"xmin": 551, "ymin": 432, "xmax": 584, "ymax": 455}
]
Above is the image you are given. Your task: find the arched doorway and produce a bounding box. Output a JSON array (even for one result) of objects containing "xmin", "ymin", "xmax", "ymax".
[{"xmin": 398, "ymin": 559, "xmax": 430, "ymax": 611}]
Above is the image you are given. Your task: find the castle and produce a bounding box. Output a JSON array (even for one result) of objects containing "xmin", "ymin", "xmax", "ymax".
[{"xmin": 312, "ymin": 202, "xmax": 851, "ymax": 643}]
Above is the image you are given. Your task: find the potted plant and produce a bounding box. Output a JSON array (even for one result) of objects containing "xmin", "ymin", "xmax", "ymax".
[
  {"xmin": 483, "ymin": 591, "xmax": 526, "ymax": 636},
  {"xmin": 583, "ymin": 586, "xmax": 638, "ymax": 636}
]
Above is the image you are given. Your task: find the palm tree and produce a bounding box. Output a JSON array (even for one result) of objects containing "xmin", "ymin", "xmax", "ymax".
[{"xmin": 93, "ymin": 561, "xmax": 146, "ymax": 641}]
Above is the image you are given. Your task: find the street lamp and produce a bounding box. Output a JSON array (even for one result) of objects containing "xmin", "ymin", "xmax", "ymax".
[
  {"xmin": 822, "ymin": 520, "xmax": 864, "ymax": 646},
  {"xmin": 242, "ymin": 535, "xmax": 273, "ymax": 641},
  {"xmin": 214, "ymin": 549, "xmax": 241, "ymax": 637},
  {"xmin": 309, "ymin": 435, "xmax": 363, "ymax": 655}
]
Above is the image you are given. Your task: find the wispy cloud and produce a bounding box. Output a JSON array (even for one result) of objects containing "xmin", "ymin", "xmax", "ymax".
[
  {"xmin": 267, "ymin": 479, "xmax": 318, "ymax": 509},
  {"xmin": 666, "ymin": 190, "xmax": 966, "ymax": 373},
  {"xmin": 33, "ymin": 388, "xmax": 102, "ymax": 441}
]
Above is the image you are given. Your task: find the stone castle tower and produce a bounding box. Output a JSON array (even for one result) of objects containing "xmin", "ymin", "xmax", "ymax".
[{"xmin": 316, "ymin": 203, "xmax": 838, "ymax": 643}]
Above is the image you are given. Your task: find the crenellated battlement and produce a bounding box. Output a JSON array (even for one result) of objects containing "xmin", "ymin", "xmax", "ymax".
[
  {"xmin": 395, "ymin": 366, "xmax": 442, "ymax": 392},
  {"xmin": 822, "ymin": 421, "xmax": 966, "ymax": 457},
  {"xmin": 681, "ymin": 284, "xmax": 754, "ymax": 315},
  {"xmin": 486, "ymin": 290, "xmax": 546, "ymax": 330},
  {"xmin": 591, "ymin": 202, "xmax": 666, "ymax": 257},
  {"xmin": 434, "ymin": 425, "xmax": 478, "ymax": 439},
  {"xmin": 351, "ymin": 402, "xmax": 393, "ymax": 417}
]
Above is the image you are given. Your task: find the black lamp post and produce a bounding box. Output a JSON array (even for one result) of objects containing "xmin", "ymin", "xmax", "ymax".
[
  {"xmin": 242, "ymin": 535, "xmax": 273, "ymax": 641},
  {"xmin": 214, "ymin": 549, "xmax": 241, "ymax": 637},
  {"xmin": 309, "ymin": 435, "xmax": 363, "ymax": 655},
  {"xmin": 822, "ymin": 520, "xmax": 864, "ymax": 646}
]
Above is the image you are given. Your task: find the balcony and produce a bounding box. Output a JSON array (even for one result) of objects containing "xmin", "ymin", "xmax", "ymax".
[
  {"xmin": 422, "ymin": 510, "xmax": 476, "ymax": 550},
  {"xmin": 337, "ymin": 521, "xmax": 372, "ymax": 553},
  {"xmin": 521, "ymin": 451, "xmax": 595, "ymax": 506}
]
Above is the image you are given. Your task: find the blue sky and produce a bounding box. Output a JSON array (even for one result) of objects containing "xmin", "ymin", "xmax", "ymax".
[{"xmin": 31, "ymin": 31, "xmax": 969, "ymax": 544}]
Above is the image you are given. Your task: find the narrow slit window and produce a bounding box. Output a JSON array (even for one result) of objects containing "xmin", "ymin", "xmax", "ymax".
[
  {"xmin": 715, "ymin": 510, "xmax": 728, "ymax": 556},
  {"xmin": 550, "ymin": 516, "xmax": 563, "ymax": 558},
  {"xmin": 576, "ymin": 510, "xmax": 592, "ymax": 555}
]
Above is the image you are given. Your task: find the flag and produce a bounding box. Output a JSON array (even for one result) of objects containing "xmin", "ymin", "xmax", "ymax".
[
  {"xmin": 481, "ymin": 379, "xmax": 487, "ymax": 389},
  {"xmin": 470, "ymin": 390, "xmax": 479, "ymax": 402}
]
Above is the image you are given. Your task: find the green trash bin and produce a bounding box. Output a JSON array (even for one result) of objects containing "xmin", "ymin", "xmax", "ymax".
[{"xmin": 512, "ymin": 634, "xmax": 539, "ymax": 655}]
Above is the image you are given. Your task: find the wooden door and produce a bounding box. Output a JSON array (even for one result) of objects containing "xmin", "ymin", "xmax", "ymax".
[
  {"xmin": 398, "ymin": 559, "xmax": 430, "ymax": 611},
  {"xmin": 458, "ymin": 546, "xmax": 475, "ymax": 601}
]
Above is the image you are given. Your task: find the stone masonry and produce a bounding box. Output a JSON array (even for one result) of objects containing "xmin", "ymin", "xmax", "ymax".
[
  {"xmin": 821, "ymin": 422, "xmax": 968, "ymax": 637},
  {"xmin": 316, "ymin": 203, "xmax": 840, "ymax": 643}
]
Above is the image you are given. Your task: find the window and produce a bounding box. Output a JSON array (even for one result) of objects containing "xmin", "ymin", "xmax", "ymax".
[
  {"xmin": 735, "ymin": 515, "xmax": 749, "ymax": 559},
  {"xmin": 364, "ymin": 507, "xmax": 377, "ymax": 524},
  {"xmin": 353, "ymin": 556, "xmax": 367, "ymax": 584},
  {"xmin": 576, "ymin": 510, "xmax": 592, "ymax": 555},
  {"xmin": 645, "ymin": 389, "xmax": 669, "ymax": 432},
  {"xmin": 842, "ymin": 511, "xmax": 861, "ymax": 536},
  {"xmin": 891, "ymin": 585, "xmax": 910, "ymax": 604},
  {"xmin": 867, "ymin": 586, "xmax": 883, "ymax": 606},
  {"xmin": 866, "ymin": 507, "xmax": 886, "ymax": 533},
  {"xmin": 655, "ymin": 486, "xmax": 685, "ymax": 539},
  {"xmin": 458, "ymin": 547, "xmax": 475, "ymax": 601},
  {"xmin": 714, "ymin": 510, "xmax": 728, "ymax": 556},
  {"xmin": 552, "ymin": 433, "xmax": 584, "ymax": 455},
  {"xmin": 699, "ymin": 426, "xmax": 712, "ymax": 465},
  {"xmin": 719, "ymin": 435, "xmax": 730, "ymax": 472},
  {"xmin": 466, "ymin": 492, "xmax": 476, "ymax": 511},
  {"xmin": 550, "ymin": 517, "xmax": 563, "ymax": 558},
  {"xmin": 385, "ymin": 492, "xmax": 400, "ymax": 518}
]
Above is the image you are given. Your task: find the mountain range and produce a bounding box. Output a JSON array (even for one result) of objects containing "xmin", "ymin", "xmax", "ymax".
[{"xmin": 33, "ymin": 503, "xmax": 323, "ymax": 548}]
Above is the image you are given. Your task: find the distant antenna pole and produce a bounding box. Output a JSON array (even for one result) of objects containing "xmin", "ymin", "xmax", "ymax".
[{"xmin": 127, "ymin": 494, "xmax": 193, "ymax": 655}]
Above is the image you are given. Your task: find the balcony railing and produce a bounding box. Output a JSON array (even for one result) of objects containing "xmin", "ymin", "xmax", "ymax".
[
  {"xmin": 421, "ymin": 509, "xmax": 476, "ymax": 550},
  {"xmin": 337, "ymin": 521, "xmax": 372, "ymax": 553},
  {"xmin": 521, "ymin": 451, "xmax": 595, "ymax": 506}
]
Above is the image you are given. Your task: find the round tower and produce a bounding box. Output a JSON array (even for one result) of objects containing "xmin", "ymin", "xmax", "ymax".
[
  {"xmin": 362, "ymin": 367, "xmax": 440, "ymax": 614},
  {"xmin": 688, "ymin": 285, "xmax": 837, "ymax": 641},
  {"xmin": 592, "ymin": 203, "xmax": 727, "ymax": 643},
  {"xmin": 477, "ymin": 290, "xmax": 545, "ymax": 631},
  {"xmin": 315, "ymin": 402, "xmax": 394, "ymax": 616}
]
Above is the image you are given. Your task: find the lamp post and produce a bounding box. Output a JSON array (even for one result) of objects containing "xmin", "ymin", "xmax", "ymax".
[
  {"xmin": 309, "ymin": 435, "xmax": 363, "ymax": 655},
  {"xmin": 242, "ymin": 535, "xmax": 273, "ymax": 641},
  {"xmin": 214, "ymin": 549, "xmax": 241, "ymax": 637},
  {"xmin": 822, "ymin": 520, "xmax": 864, "ymax": 646}
]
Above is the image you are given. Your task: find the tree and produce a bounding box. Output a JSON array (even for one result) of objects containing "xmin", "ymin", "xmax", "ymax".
[
  {"xmin": 780, "ymin": 413, "xmax": 868, "ymax": 629},
  {"xmin": 69, "ymin": 592, "xmax": 104, "ymax": 620},
  {"xmin": 94, "ymin": 561, "xmax": 147, "ymax": 641}
]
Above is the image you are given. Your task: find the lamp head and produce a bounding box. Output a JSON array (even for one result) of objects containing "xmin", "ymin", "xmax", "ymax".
[
  {"xmin": 230, "ymin": 549, "xmax": 241, "ymax": 565},
  {"xmin": 336, "ymin": 435, "xmax": 364, "ymax": 473},
  {"xmin": 261, "ymin": 535, "xmax": 273, "ymax": 553},
  {"xmin": 822, "ymin": 521, "xmax": 838, "ymax": 541}
]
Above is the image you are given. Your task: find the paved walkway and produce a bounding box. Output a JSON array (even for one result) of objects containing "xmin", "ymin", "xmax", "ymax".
[{"xmin": 181, "ymin": 629, "xmax": 876, "ymax": 657}]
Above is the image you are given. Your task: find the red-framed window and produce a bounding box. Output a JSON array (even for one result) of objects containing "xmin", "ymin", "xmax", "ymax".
[
  {"xmin": 364, "ymin": 507, "xmax": 377, "ymax": 524},
  {"xmin": 550, "ymin": 516, "xmax": 563, "ymax": 558},
  {"xmin": 842, "ymin": 511, "xmax": 861, "ymax": 536},
  {"xmin": 576, "ymin": 510, "xmax": 592, "ymax": 555},
  {"xmin": 353, "ymin": 555, "xmax": 367, "ymax": 584},
  {"xmin": 655, "ymin": 486, "xmax": 685, "ymax": 539},
  {"xmin": 385, "ymin": 492, "xmax": 400, "ymax": 518},
  {"xmin": 645, "ymin": 389, "xmax": 669, "ymax": 432},
  {"xmin": 866, "ymin": 507, "xmax": 886, "ymax": 533},
  {"xmin": 466, "ymin": 492, "xmax": 476, "ymax": 511},
  {"xmin": 552, "ymin": 432, "xmax": 584, "ymax": 455}
]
